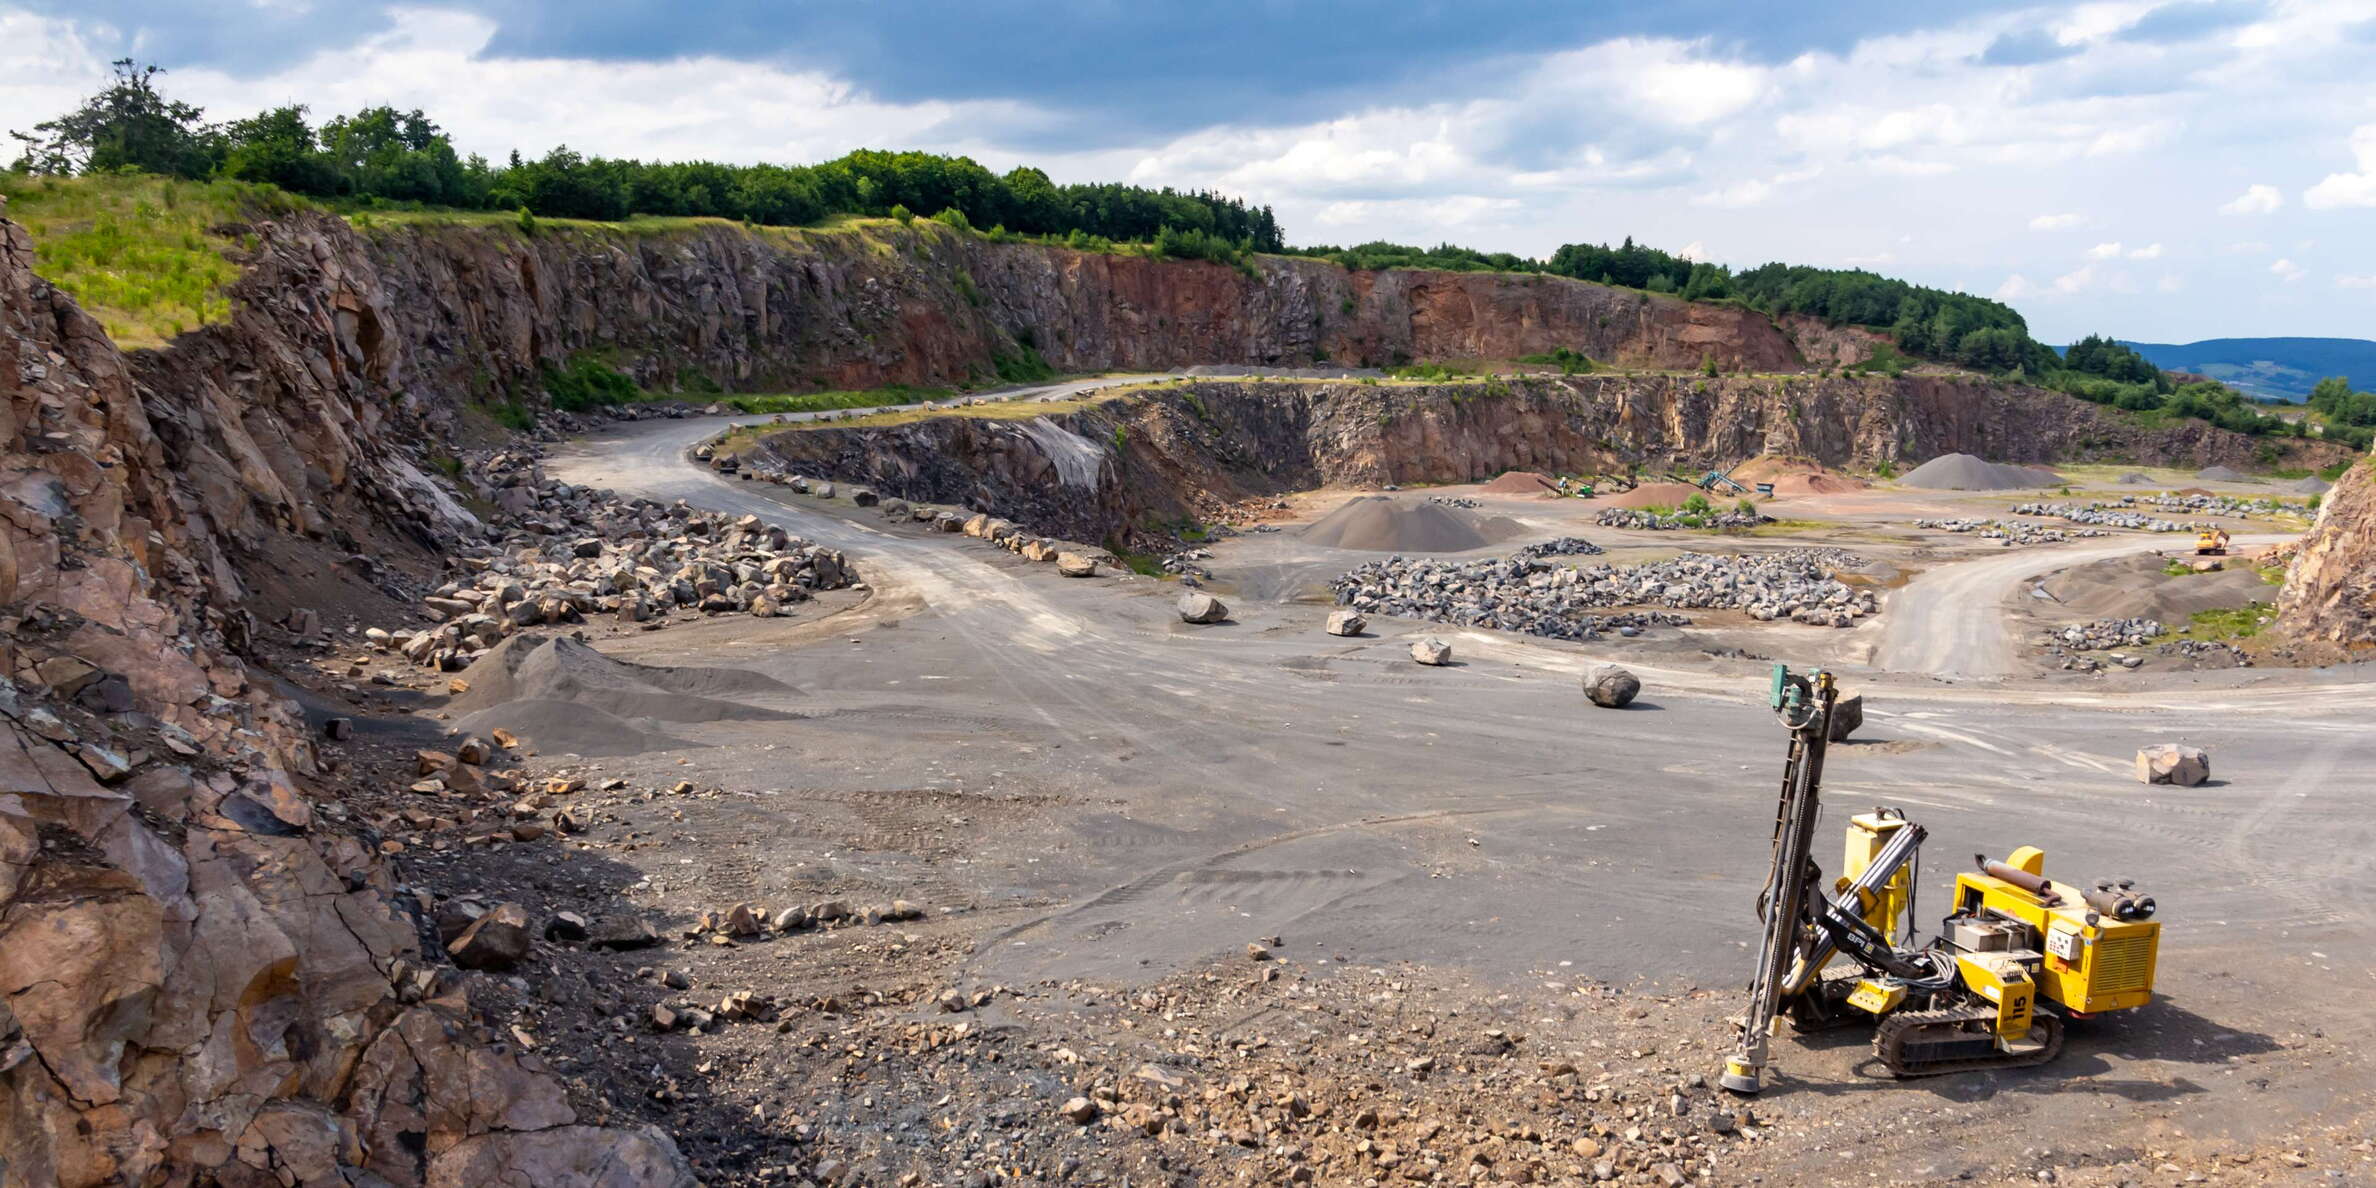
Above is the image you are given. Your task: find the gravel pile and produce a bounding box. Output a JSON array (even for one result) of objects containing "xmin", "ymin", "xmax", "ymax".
[
  {"xmin": 1332, "ymin": 547, "xmax": 1875, "ymax": 638},
  {"xmin": 1426, "ymin": 495, "xmax": 1482, "ymax": 509},
  {"xmin": 1915, "ymin": 518, "xmax": 2109, "ymax": 545},
  {"xmin": 1899, "ymin": 453, "xmax": 2064, "ymax": 490},
  {"xmin": 2159, "ymin": 639, "xmax": 2253, "ymax": 667},
  {"xmin": 381, "ymin": 452, "xmax": 855, "ymax": 672},
  {"xmin": 1593, "ymin": 508, "xmax": 1770, "ymax": 531}
]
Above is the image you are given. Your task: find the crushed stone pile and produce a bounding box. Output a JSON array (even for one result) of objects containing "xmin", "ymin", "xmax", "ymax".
[
  {"xmin": 373, "ymin": 452, "xmax": 857, "ymax": 674},
  {"xmin": 2193, "ymin": 465, "xmax": 2253, "ymax": 482},
  {"xmin": 1915, "ymin": 518, "xmax": 2109, "ymax": 545},
  {"xmin": 1510, "ymin": 537, "xmax": 1608, "ymax": 561},
  {"xmin": 1333, "ymin": 546, "xmax": 1876, "ymax": 639},
  {"xmin": 1899, "ymin": 453, "xmax": 2064, "ymax": 490},
  {"xmin": 2291, "ymin": 476, "xmax": 2333, "ymax": 495},
  {"xmin": 1299, "ymin": 495, "xmax": 1524, "ymax": 552},
  {"xmin": 1478, "ymin": 470, "xmax": 1560, "ymax": 496},
  {"xmin": 1730, "ymin": 456, "xmax": 1871, "ymax": 495},
  {"xmin": 2116, "ymin": 472, "xmax": 2157, "ymax": 485},
  {"xmin": 2045, "ymin": 618, "xmax": 2166, "ymax": 651},
  {"xmin": 448, "ymin": 634, "xmax": 796, "ymax": 756},
  {"xmin": 2041, "ymin": 553, "xmax": 2275, "ymax": 622}
]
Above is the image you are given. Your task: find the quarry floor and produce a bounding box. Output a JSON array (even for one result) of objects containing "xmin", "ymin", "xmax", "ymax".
[{"xmin": 344, "ymin": 413, "xmax": 2376, "ymax": 1186}]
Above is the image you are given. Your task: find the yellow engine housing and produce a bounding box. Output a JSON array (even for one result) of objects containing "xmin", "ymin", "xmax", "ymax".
[{"xmin": 1954, "ymin": 852, "xmax": 2159, "ymax": 1015}]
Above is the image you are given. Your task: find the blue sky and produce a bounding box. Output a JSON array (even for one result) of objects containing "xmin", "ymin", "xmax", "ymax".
[{"xmin": 5, "ymin": 1, "xmax": 2373, "ymax": 343}]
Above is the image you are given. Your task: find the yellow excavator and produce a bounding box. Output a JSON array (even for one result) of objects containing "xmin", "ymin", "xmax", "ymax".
[
  {"xmin": 2195, "ymin": 526, "xmax": 2231, "ymax": 556},
  {"xmin": 1719, "ymin": 666, "xmax": 2162, "ymax": 1093}
]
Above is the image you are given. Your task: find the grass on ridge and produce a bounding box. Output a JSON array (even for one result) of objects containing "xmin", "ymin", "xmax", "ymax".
[{"xmin": 0, "ymin": 172, "xmax": 303, "ymax": 348}]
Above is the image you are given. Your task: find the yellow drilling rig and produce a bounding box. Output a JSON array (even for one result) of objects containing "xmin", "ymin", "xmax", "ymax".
[{"xmin": 1719, "ymin": 666, "xmax": 2163, "ymax": 1093}]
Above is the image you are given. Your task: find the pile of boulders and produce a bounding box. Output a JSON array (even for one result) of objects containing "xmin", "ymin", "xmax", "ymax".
[
  {"xmin": 2044, "ymin": 618, "xmax": 2166, "ymax": 651},
  {"xmin": 1510, "ymin": 537, "xmax": 1607, "ymax": 561},
  {"xmin": 1915, "ymin": 517, "xmax": 2108, "ymax": 545},
  {"xmin": 379, "ymin": 453, "xmax": 856, "ymax": 670},
  {"xmin": 1331, "ymin": 546, "xmax": 1873, "ymax": 639},
  {"xmin": 853, "ymin": 486, "xmax": 1109, "ymax": 574},
  {"xmin": 2132, "ymin": 492, "xmax": 2299, "ymax": 521},
  {"xmin": 2157, "ymin": 638, "xmax": 2253, "ymax": 667},
  {"xmin": 2013, "ymin": 502, "xmax": 2186, "ymax": 532},
  {"xmin": 1594, "ymin": 507, "xmax": 1769, "ymax": 531},
  {"xmin": 1426, "ymin": 495, "xmax": 1482, "ymax": 509}
]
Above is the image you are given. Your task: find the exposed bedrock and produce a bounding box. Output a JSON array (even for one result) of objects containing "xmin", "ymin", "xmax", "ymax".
[
  {"xmin": 755, "ymin": 375, "xmax": 2346, "ymax": 549},
  {"xmin": 2276, "ymin": 451, "xmax": 2376, "ymax": 649}
]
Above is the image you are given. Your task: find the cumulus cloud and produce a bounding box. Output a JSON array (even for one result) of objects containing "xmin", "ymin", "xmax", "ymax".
[
  {"xmin": 2304, "ymin": 124, "xmax": 2376, "ymax": 209},
  {"xmin": 2029, "ymin": 212, "xmax": 2085, "ymax": 230},
  {"xmin": 2219, "ymin": 184, "xmax": 2284, "ymax": 214},
  {"xmin": 2128, "ymin": 243, "xmax": 2164, "ymax": 259},
  {"xmin": 2270, "ymin": 257, "xmax": 2306, "ymax": 282},
  {"xmin": 1995, "ymin": 274, "xmax": 2036, "ymax": 300},
  {"xmin": 2085, "ymin": 241, "xmax": 2124, "ymax": 259}
]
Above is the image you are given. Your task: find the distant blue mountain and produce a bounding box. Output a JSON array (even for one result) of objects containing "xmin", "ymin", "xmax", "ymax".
[{"xmin": 2118, "ymin": 337, "xmax": 2376, "ymax": 402}]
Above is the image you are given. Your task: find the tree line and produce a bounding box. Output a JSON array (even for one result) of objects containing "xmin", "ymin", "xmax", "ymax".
[{"xmin": 9, "ymin": 60, "xmax": 1283, "ymax": 251}]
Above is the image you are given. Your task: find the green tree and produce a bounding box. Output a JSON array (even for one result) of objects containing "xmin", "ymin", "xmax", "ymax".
[
  {"xmin": 8, "ymin": 59, "xmax": 217, "ymax": 178},
  {"xmin": 218, "ymin": 105, "xmax": 339, "ymax": 194}
]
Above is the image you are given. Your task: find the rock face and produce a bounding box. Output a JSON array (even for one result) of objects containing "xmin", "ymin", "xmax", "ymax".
[
  {"xmin": 0, "ymin": 206, "xmax": 693, "ymax": 1185},
  {"xmin": 1410, "ymin": 637, "xmax": 1454, "ymax": 666},
  {"xmin": 2136, "ymin": 744, "xmax": 2211, "ymax": 786},
  {"xmin": 2276, "ymin": 454, "xmax": 2376, "ymax": 648},
  {"xmin": 758, "ymin": 376, "xmax": 2347, "ymax": 552},
  {"xmin": 1584, "ymin": 665, "xmax": 1641, "ymax": 709},
  {"xmin": 1177, "ymin": 592, "xmax": 1229, "ymax": 623}
]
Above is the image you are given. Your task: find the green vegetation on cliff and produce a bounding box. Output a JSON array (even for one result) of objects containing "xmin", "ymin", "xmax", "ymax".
[{"xmin": 0, "ymin": 170, "xmax": 304, "ymax": 347}]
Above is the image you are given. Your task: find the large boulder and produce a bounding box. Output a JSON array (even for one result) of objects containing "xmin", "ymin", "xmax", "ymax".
[
  {"xmin": 1056, "ymin": 553, "xmax": 1098, "ymax": 578},
  {"xmin": 1827, "ymin": 694, "xmax": 1864, "ymax": 741},
  {"xmin": 1583, "ymin": 664, "xmax": 1639, "ymax": 709},
  {"xmin": 1177, "ymin": 592, "xmax": 1229, "ymax": 624},
  {"xmin": 446, "ymin": 902, "xmax": 534, "ymax": 970},
  {"xmin": 2136, "ymin": 743, "xmax": 2210, "ymax": 786},
  {"xmin": 1410, "ymin": 637, "xmax": 1453, "ymax": 666},
  {"xmin": 1325, "ymin": 610, "xmax": 1367, "ymax": 637}
]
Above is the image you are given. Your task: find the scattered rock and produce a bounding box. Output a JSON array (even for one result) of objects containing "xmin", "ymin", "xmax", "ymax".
[
  {"xmin": 1827, "ymin": 693, "xmax": 1864, "ymax": 741},
  {"xmin": 1056, "ymin": 553, "xmax": 1097, "ymax": 578},
  {"xmin": 1583, "ymin": 664, "xmax": 1639, "ymax": 709},
  {"xmin": 1324, "ymin": 609, "xmax": 1367, "ymax": 637},
  {"xmin": 1410, "ymin": 637, "xmax": 1453, "ymax": 666},
  {"xmin": 447, "ymin": 903, "xmax": 534, "ymax": 970},
  {"xmin": 1177, "ymin": 592, "xmax": 1229, "ymax": 624},
  {"xmin": 2136, "ymin": 743, "xmax": 2211, "ymax": 786}
]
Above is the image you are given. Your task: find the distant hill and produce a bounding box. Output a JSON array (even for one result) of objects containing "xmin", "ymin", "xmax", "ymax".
[{"xmin": 2119, "ymin": 337, "xmax": 2376, "ymax": 402}]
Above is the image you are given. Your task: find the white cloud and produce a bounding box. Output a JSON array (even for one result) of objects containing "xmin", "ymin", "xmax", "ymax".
[
  {"xmin": 2304, "ymin": 124, "xmax": 2376, "ymax": 209},
  {"xmin": 2270, "ymin": 257, "xmax": 2306, "ymax": 282},
  {"xmin": 2337, "ymin": 274, "xmax": 2376, "ymax": 289},
  {"xmin": 1677, "ymin": 240, "xmax": 1709, "ymax": 260},
  {"xmin": 1995, "ymin": 274, "xmax": 2036, "ymax": 300},
  {"xmin": 2029, "ymin": 212, "xmax": 2084, "ymax": 230},
  {"xmin": 2085, "ymin": 241, "xmax": 2123, "ymax": 259},
  {"xmin": 2127, "ymin": 243, "xmax": 2164, "ymax": 259},
  {"xmin": 2052, "ymin": 263, "xmax": 2099, "ymax": 294},
  {"xmin": 2219, "ymin": 184, "xmax": 2284, "ymax": 215}
]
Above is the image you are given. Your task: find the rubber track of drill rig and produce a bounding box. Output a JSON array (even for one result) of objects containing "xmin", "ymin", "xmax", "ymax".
[{"xmin": 1873, "ymin": 1005, "xmax": 2065, "ymax": 1078}]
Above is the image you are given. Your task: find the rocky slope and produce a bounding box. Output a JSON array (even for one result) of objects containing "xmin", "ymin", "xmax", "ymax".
[
  {"xmin": 755, "ymin": 375, "xmax": 2349, "ymax": 548},
  {"xmin": 1, "ymin": 207, "xmax": 692, "ymax": 1184},
  {"xmin": 2275, "ymin": 452, "xmax": 2376, "ymax": 649}
]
